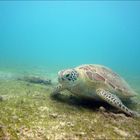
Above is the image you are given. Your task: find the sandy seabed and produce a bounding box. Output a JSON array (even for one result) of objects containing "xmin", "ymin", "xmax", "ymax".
[{"xmin": 0, "ymin": 71, "xmax": 140, "ymax": 140}]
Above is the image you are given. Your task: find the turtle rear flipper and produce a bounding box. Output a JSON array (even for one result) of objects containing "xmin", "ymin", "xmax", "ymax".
[{"xmin": 96, "ymin": 88, "xmax": 139, "ymax": 117}]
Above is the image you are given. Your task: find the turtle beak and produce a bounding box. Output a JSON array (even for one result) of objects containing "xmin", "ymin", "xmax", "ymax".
[
  {"xmin": 58, "ymin": 70, "xmax": 65, "ymax": 76},
  {"xmin": 58, "ymin": 71, "xmax": 63, "ymax": 83},
  {"xmin": 58, "ymin": 71, "xmax": 62, "ymax": 76}
]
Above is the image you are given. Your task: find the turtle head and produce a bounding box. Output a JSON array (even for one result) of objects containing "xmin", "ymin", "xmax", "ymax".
[{"xmin": 58, "ymin": 69, "xmax": 79, "ymax": 88}]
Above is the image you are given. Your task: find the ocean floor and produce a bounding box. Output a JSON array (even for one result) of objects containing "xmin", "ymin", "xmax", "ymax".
[{"xmin": 0, "ymin": 70, "xmax": 140, "ymax": 140}]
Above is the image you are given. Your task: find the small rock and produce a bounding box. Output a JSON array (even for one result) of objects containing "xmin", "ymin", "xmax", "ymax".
[
  {"xmin": 0, "ymin": 95, "xmax": 12, "ymax": 101},
  {"xmin": 99, "ymin": 106, "xmax": 106, "ymax": 112}
]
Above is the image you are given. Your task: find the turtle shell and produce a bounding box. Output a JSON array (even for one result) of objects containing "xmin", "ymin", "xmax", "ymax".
[{"xmin": 77, "ymin": 64, "xmax": 136, "ymax": 97}]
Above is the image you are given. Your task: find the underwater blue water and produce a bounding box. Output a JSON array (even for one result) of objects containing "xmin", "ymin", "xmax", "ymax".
[{"xmin": 0, "ymin": 1, "xmax": 140, "ymax": 76}]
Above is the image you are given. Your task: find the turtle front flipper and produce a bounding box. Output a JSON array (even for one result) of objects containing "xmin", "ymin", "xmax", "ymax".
[
  {"xmin": 52, "ymin": 84, "xmax": 65, "ymax": 95},
  {"xmin": 96, "ymin": 88, "xmax": 140, "ymax": 117}
]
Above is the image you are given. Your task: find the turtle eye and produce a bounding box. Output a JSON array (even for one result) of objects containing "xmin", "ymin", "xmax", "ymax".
[{"xmin": 65, "ymin": 74, "xmax": 70, "ymax": 78}]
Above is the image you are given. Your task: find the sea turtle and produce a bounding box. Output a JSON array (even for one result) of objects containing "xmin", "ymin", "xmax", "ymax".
[{"xmin": 52, "ymin": 64, "xmax": 139, "ymax": 117}]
